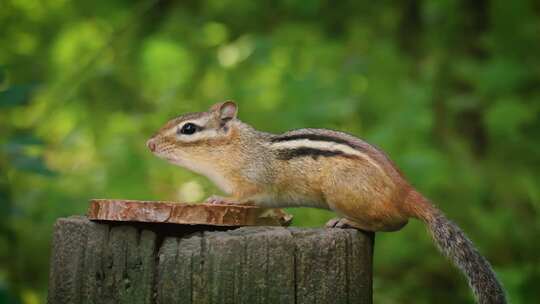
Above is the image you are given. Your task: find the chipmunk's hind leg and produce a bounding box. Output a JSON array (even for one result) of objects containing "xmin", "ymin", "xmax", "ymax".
[{"xmin": 321, "ymin": 160, "xmax": 409, "ymax": 232}]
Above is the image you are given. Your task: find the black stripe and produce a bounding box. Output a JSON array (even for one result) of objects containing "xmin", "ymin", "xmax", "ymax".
[
  {"xmin": 271, "ymin": 133, "xmax": 357, "ymax": 149},
  {"xmin": 276, "ymin": 147, "xmax": 356, "ymax": 160}
]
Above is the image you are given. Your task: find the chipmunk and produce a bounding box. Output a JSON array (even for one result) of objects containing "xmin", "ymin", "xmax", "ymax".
[{"xmin": 147, "ymin": 101, "xmax": 506, "ymax": 304}]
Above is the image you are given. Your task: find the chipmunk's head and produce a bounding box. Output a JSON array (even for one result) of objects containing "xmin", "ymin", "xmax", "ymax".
[{"xmin": 146, "ymin": 101, "xmax": 240, "ymax": 186}]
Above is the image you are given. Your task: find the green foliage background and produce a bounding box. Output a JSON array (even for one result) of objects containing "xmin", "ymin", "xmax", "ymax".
[{"xmin": 1, "ymin": 0, "xmax": 539, "ymax": 303}]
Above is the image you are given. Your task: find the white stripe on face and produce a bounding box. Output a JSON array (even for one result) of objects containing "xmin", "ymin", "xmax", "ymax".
[
  {"xmin": 178, "ymin": 128, "xmax": 219, "ymax": 142},
  {"xmin": 163, "ymin": 117, "xmax": 209, "ymax": 137},
  {"xmin": 163, "ymin": 117, "xmax": 222, "ymax": 142}
]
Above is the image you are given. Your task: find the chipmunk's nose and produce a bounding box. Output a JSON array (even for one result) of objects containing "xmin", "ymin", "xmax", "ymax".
[{"xmin": 147, "ymin": 139, "xmax": 156, "ymax": 152}]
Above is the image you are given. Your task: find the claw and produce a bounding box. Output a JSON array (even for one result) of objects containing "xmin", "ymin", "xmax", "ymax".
[
  {"xmin": 325, "ymin": 218, "xmax": 341, "ymax": 228},
  {"xmin": 325, "ymin": 217, "xmax": 355, "ymax": 229}
]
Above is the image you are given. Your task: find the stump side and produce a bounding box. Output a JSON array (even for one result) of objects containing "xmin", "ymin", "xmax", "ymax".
[{"xmin": 48, "ymin": 216, "xmax": 374, "ymax": 304}]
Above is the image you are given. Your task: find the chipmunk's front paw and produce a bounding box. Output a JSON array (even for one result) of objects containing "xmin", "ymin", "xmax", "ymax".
[
  {"xmin": 205, "ymin": 195, "xmax": 247, "ymax": 205},
  {"xmin": 205, "ymin": 195, "xmax": 237, "ymax": 205}
]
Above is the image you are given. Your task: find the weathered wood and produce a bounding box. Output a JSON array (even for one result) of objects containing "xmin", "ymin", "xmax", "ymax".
[
  {"xmin": 48, "ymin": 216, "xmax": 374, "ymax": 304},
  {"xmin": 88, "ymin": 199, "xmax": 292, "ymax": 226}
]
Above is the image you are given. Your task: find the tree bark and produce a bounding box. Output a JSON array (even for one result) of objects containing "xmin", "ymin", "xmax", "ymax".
[{"xmin": 48, "ymin": 216, "xmax": 374, "ymax": 304}]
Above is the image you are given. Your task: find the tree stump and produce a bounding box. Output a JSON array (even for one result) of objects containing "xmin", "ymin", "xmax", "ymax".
[{"xmin": 48, "ymin": 216, "xmax": 374, "ymax": 304}]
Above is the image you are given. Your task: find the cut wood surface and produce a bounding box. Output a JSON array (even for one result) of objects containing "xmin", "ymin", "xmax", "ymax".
[
  {"xmin": 48, "ymin": 216, "xmax": 374, "ymax": 304},
  {"xmin": 88, "ymin": 199, "xmax": 293, "ymax": 227}
]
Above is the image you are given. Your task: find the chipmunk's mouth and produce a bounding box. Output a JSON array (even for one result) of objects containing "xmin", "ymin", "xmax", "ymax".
[{"xmin": 146, "ymin": 138, "xmax": 192, "ymax": 167}]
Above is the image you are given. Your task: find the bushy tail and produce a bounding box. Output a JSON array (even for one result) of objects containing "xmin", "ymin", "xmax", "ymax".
[{"xmin": 406, "ymin": 190, "xmax": 506, "ymax": 304}]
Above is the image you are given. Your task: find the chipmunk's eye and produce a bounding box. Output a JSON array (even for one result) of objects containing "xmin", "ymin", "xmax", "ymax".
[{"xmin": 178, "ymin": 123, "xmax": 199, "ymax": 135}]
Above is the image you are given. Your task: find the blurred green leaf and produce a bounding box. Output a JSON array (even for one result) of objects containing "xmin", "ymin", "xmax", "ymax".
[
  {"xmin": 11, "ymin": 155, "xmax": 55, "ymax": 176},
  {"xmin": 0, "ymin": 66, "xmax": 5, "ymax": 87},
  {"xmin": 485, "ymin": 99, "xmax": 533, "ymax": 139},
  {"xmin": 0, "ymin": 84, "xmax": 36, "ymax": 108},
  {"xmin": 1, "ymin": 134, "xmax": 44, "ymax": 154},
  {"xmin": 0, "ymin": 284, "xmax": 21, "ymax": 304}
]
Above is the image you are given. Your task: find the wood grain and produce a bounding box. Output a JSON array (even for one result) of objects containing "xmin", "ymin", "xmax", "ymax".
[
  {"xmin": 88, "ymin": 199, "xmax": 293, "ymax": 227},
  {"xmin": 48, "ymin": 216, "xmax": 374, "ymax": 304}
]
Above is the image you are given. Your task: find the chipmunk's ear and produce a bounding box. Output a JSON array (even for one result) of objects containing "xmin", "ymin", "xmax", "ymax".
[{"xmin": 211, "ymin": 100, "xmax": 237, "ymax": 121}]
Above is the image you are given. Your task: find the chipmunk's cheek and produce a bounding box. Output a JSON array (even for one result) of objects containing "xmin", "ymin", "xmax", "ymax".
[{"xmin": 167, "ymin": 150, "xmax": 186, "ymax": 163}]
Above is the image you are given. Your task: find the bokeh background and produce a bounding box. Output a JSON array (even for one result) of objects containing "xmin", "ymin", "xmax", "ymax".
[{"xmin": 1, "ymin": 0, "xmax": 539, "ymax": 303}]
